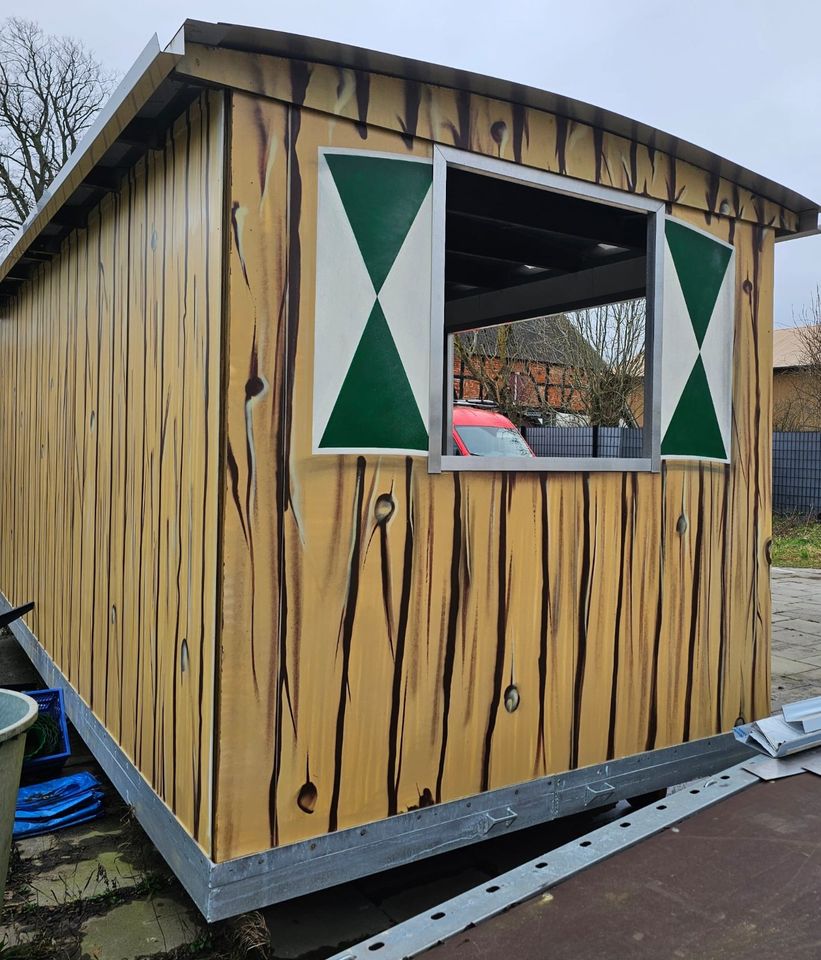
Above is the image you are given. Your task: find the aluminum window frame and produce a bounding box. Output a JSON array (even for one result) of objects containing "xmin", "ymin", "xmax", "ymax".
[{"xmin": 427, "ymin": 146, "xmax": 665, "ymax": 474}]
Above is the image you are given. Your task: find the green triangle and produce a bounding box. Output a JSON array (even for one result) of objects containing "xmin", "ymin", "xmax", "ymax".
[
  {"xmin": 661, "ymin": 355, "xmax": 726, "ymax": 460},
  {"xmin": 325, "ymin": 154, "xmax": 432, "ymax": 294},
  {"xmin": 665, "ymin": 220, "xmax": 732, "ymax": 349},
  {"xmin": 320, "ymin": 301, "xmax": 428, "ymax": 451}
]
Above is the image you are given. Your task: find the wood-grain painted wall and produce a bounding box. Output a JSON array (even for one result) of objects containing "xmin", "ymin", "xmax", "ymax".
[
  {"xmin": 0, "ymin": 91, "xmax": 224, "ymax": 852},
  {"xmin": 0, "ymin": 49, "xmax": 779, "ymax": 866},
  {"xmin": 215, "ymin": 72, "xmax": 776, "ymax": 862}
]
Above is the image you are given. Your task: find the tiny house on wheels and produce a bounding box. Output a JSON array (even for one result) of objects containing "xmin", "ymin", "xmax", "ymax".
[{"xmin": 0, "ymin": 21, "xmax": 818, "ymax": 920}]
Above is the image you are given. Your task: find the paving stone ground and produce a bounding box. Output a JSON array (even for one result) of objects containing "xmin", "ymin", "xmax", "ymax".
[
  {"xmin": 1, "ymin": 568, "xmax": 819, "ymax": 959},
  {"xmin": 771, "ymin": 566, "xmax": 821, "ymax": 710}
]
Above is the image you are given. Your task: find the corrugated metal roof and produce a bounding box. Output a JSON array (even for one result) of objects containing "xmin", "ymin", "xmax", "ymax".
[{"xmin": 1, "ymin": 18, "xmax": 819, "ymax": 297}]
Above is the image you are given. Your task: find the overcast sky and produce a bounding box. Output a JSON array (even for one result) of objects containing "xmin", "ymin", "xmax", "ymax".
[{"xmin": 7, "ymin": 0, "xmax": 821, "ymax": 326}]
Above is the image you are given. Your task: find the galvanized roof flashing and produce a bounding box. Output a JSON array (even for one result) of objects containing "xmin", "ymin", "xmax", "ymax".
[{"xmin": 0, "ymin": 36, "xmax": 187, "ymax": 296}]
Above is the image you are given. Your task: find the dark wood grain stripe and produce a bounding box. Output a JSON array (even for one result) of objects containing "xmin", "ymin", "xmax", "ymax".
[
  {"xmin": 535, "ymin": 473, "xmax": 550, "ymax": 773},
  {"xmin": 270, "ymin": 94, "xmax": 305, "ymax": 844},
  {"xmin": 481, "ymin": 474, "xmax": 509, "ymax": 791},
  {"xmin": 683, "ymin": 464, "xmax": 705, "ymax": 742},
  {"xmin": 571, "ymin": 474, "xmax": 592, "ymax": 769},
  {"xmin": 646, "ymin": 463, "xmax": 667, "ymax": 751},
  {"xmin": 387, "ymin": 458, "xmax": 414, "ymax": 816},
  {"xmin": 354, "ymin": 69, "xmax": 370, "ymax": 139},
  {"xmin": 555, "ymin": 116, "xmax": 569, "ymax": 176},
  {"xmin": 400, "ymin": 80, "xmax": 421, "ymax": 149},
  {"xmin": 328, "ymin": 456, "xmax": 367, "ymax": 833},
  {"xmin": 512, "ymin": 103, "xmax": 528, "ymax": 166},
  {"xmin": 119, "ymin": 171, "xmax": 134, "ymax": 739},
  {"xmin": 88, "ymin": 211, "xmax": 104, "ymax": 711},
  {"xmin": 749, "ymin": 225, "xmax": 764, "ymax": 714},
  {"xmin": 607, "ymin": 473, "xmax": 629, "ymax": 760},
  {"xmin": 716, "ymin": 463, "xmax": 730, "ymax": 730},
  {"xmin": 435, "ymin": 472, "xmax": 462, "ymax": 804}
]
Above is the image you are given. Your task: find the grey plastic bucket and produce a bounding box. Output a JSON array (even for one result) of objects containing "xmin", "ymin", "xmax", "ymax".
[{"xmin": 0, "ymin": 689, "xmax": 38, "ymax": 904}]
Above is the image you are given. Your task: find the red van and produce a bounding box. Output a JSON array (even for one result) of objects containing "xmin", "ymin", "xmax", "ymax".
[{"xmin": 451, "ymin": 404, "xmax": 534, "ymax": 457}]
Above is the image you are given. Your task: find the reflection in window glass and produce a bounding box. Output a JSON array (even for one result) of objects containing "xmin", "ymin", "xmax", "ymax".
[
  {"xmin": 441, "ymin": 163, "xmax": 653, "ymax": 465},
  {"xmin": 454, "ymin": 426, "xmax": 532, "ymax": 457}
]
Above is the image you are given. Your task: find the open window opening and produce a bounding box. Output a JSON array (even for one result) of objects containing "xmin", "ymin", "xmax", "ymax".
[{"xmin": 432, "ymin": 152, "xmax": 663, "ymax": 471}]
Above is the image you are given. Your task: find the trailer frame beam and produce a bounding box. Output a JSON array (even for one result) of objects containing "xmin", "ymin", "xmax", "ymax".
[{"xmin": 1, "ymin": 592, "xmax": 755, "ymax": 923}]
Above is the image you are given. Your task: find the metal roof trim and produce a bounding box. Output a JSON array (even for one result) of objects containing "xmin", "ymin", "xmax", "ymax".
[
  {"xmin": 0, "ymin": 35, "xmax": 183, "ymax": 286},
  {"xmin": 179, "ymin": 18, "xmax": 820, "ymax": 227}
]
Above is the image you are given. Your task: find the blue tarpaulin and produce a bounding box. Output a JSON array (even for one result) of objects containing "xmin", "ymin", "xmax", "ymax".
[{"xmin": 14, "ymin": 771, "xmax": 104, "ymax": 838}]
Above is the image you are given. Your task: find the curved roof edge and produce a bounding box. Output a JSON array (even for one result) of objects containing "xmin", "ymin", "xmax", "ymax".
[
  {"xmin": 183, "ymin": 19, "xmax": 820, "ymax": 230},
  {"xmin": 1, "ymin": 18, "xmax": 818, "ymax": 293}
]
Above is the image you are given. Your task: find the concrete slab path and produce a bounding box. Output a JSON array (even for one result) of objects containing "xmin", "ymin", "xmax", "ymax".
[{"xmin": 771, "ymin": 567, "xmax": 821, "ymax": 710}]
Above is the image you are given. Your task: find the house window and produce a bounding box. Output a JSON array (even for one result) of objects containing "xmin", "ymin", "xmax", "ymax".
[{"xmin": 428, "ymin": 148, "xmax": 666, "ymax": 472}]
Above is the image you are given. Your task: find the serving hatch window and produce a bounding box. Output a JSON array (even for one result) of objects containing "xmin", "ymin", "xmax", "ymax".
[{"xmin": 428, "ymin": 148, "xmax": 665, "ymax": 473}]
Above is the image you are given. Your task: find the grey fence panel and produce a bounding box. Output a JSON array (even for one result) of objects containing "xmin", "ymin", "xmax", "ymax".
[
  {"xmin": 516, "ymin": 430, "xmax": 820, "ymax": 514},
  {"xmin": 773, "ymin": 431, "xmax": 821, "ymax": 515},
  {"xmin": 522, "ymin": 427, "xmax": 643, "ymax": 459}
]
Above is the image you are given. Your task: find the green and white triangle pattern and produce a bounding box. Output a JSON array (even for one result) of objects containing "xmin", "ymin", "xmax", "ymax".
[
  {"xmin": 660, "ymin": 218, "xmax": 735, "ymax": 462},
  {"xmin": 313, "ymin": 149, "xmax": 433, "ymax": 455}
]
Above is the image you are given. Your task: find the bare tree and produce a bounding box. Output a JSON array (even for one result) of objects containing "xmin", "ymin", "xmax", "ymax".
[
  {"xmin": 551, "ymin": 299, "xmax": 646, "ymax": 427},
  {"xmin": 454, "ymin": 322, "xmax": 538, "ymax": 425},
  {"xmin": 0, "ymin": 18, "xmax": 114, "ymax": 246},
  {"xmin": 453, "ymin": 299, "xmax": 646, "ymax": 427}
]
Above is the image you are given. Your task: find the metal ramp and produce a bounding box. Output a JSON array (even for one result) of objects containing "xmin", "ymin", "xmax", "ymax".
[{"xmin": 334, "ymin": 753, "xmax": 821, "ymax": 959}]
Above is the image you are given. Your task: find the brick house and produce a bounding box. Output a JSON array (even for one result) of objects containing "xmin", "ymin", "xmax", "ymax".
[{"xmin": 452, "ymin": 314, "xmax": 604, "ymax": 422}]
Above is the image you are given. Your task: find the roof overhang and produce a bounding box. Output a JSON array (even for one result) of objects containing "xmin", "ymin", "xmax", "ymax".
[{"xmin": 0, "ymin": 33, "xmax": 188, "ymax": 296}]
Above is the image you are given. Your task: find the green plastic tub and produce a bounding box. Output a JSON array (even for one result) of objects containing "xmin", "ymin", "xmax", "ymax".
[{"xmin": 0, "ymin": 690, "xmax": 38, "ymax": 904}]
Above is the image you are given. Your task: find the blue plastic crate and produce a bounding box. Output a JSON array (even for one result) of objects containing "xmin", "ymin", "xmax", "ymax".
[{"xmin": 22, "ymin": 688, "xmax": 71, "ymax": 771}]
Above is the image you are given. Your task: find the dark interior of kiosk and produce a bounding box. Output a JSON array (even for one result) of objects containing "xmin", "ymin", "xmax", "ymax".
[{"xmin": 445, "ymin": 169, "xmax": 650, "ymax": 455}]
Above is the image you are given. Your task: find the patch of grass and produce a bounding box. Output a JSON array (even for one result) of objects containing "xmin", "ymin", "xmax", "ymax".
[{"xmin": 772, "ymin": 513, "xmax": 821, "ymax": 568}]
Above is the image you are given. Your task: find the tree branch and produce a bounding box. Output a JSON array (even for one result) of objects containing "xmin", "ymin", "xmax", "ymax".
[{"xmin": 0, "ymin": 17, "xmax": 115, "ymax": 247}]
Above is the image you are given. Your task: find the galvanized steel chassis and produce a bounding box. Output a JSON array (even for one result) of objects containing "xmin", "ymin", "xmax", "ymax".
[{"xmin": 2, "ymin": 594, "xmax": 752, "ymax": 922}]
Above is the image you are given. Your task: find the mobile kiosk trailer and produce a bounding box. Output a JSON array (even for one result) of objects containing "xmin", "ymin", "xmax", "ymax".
[{"xmin": 0, "ymin": 20, "xmax": 817, "ymax": 920}]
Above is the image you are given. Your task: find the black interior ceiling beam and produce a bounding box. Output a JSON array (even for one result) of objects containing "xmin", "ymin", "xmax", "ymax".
[
  {"xmin": 30, "ymin": 237, "xmax": 62, "ymax": 255},
  {"xmin": 445, "ymin": 255, "xmax": 647, "ymax": 332},
  {"xmin": 118, "ymin": 117, "xmax": 167, "ymax": 150},
  {"xmin": 448, "ymin": 209, "xmax": 645, "ymax": 261},
  {"xmin": 4, "ymin": 269, "xmax": 30, "ymax": 282},
  {"xmin": 51, "ymin": 207, "xmax": 89, "ymax": 229},
  {"xmin": 444, "ymin": 253, "xmax": 563, "ymax": 291},
  {"xmin": 446, "ymin": 217, "xmax": 592, "ymax": 272},
  {"xmin": 82, "ymin": 167, "xmax": 125, "ymax": 191},
  {"xmin": 447, "ymin": 171, "xmax": 648, "ymax": 249}
]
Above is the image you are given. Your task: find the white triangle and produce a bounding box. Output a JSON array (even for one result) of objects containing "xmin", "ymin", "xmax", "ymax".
[
  {"xmin": 699, "ymin": 257, "xmax": 735, "ymax": 457},
  {"xmin": 313, "ymin": 154, "xmax": 377, "ymax": 450},
  {"xmin": 660, "ymin": 242, "xmax": 701, "ymax": 440},
  {"xmin": 377, "ymin": 183, "xmax": 433, "ymax": 427}
]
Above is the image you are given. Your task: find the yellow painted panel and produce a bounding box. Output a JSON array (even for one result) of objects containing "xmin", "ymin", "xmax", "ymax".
[
  {"xmin": 176, "ymin": 43, "xmax": 798, "ymax": 232},
  {"xmin": 213, "ymin": 92, "xmax": 290, "ymax": 861},
  {"xmin": 0, "ymin": 91, "xmax": 225, "ymax": 853},
  {"xmin": 214, "ymin": 99, "xmax": 773, "ymax": 861}
]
